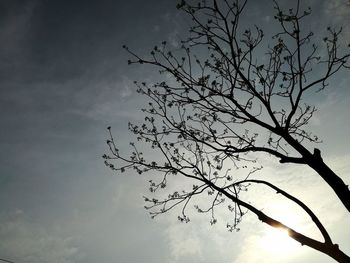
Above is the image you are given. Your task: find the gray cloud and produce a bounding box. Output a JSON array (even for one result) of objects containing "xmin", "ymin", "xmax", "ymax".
[{"xmin": 0, "ymin": 211, "xmax": 79, "ymax": 263}]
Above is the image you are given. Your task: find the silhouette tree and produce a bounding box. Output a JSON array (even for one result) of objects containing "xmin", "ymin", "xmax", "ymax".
[{"xmin": 104, "ymin": 0, "xmax": 350, "ymax": 261}]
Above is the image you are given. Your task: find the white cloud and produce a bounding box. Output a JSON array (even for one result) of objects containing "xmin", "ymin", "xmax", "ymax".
[
  {"xmin": 166, "ymin": 223, "xmax": 203, "ymax": 263},
  {"xmin": 66, "ymin": 76, "xmax": 141, "ymax": 122},
  {"xmin": 119, "ymin": 78, "xmax": 133, "ymax": 99},
  {"xmin": 167, "ymin": 30, "xmax": 181, "ymax": 48}
]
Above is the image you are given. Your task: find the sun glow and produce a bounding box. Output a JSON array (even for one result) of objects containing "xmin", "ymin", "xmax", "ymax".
[
  {"xmin": 259, "ymin": 205, "xmax": 301, "ymax": 255},
  {"xmin": 260, "ymin": 226, "xmax": 299, "ymax": 254}
]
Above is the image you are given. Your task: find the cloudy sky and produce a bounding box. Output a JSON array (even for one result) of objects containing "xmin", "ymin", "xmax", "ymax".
[{"xmin": 0, "ymin": 0, "xmax": 349, "ymax": 262}]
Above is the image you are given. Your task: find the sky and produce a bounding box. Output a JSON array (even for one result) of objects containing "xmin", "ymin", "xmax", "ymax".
[{"xmin": 0, "ymin": 0, "xmax": 349, "ymax": 262}]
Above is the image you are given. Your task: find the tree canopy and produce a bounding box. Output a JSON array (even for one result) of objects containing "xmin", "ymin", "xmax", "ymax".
[{"xmin": 104, "ymin": 0, "xmax": 350, "ymax": 261}]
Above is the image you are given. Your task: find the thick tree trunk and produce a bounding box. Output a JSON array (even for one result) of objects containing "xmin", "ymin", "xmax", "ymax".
[
  {"xmin": 283, "ymin": 134, "xmax": 350, "ymax": 214},
  {"xmin": 325, "ymin": 245, "xmax": 350, "ymax": 263},
  {"xmin": 307, "ymin": 152, "xmax": 350, "ymax": 214}
]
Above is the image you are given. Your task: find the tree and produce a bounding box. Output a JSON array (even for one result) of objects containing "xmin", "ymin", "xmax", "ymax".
[{"xmin": 104, "ymin": 0, "xmax": 350, "ymax": 261}]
